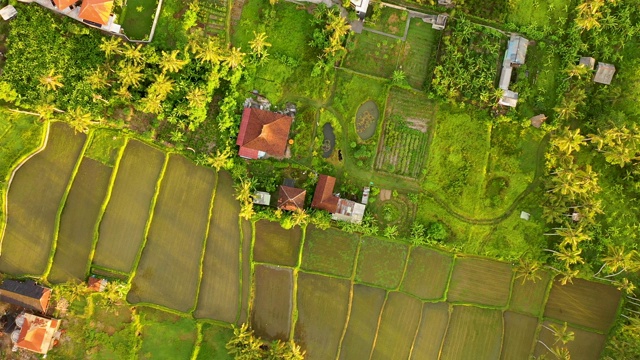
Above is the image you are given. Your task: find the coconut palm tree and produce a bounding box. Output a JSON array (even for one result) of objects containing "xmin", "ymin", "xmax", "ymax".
[
  {"xmin": 160, "ymin": 50, "xmax": 188, "ymax": 73},
  {"xmin": 515, "ymin": 258, "xmax": 543, "ymax": 284},
  {"xmin": 39, "ymin": 69, "xmax": 64, "ymax": 91},
  {"xmin": 140, "ymin": 94, "xmax": 163, "ymax": 114},
  {"xmin": 121, "ymin": 43, "xmax": 145, "ymax": 65},
  {"xmin": 195, "ymin": 39, "xmax": 223, "ymax": 64},
  {"xmin": 552, "ymin": 128, "xmax": 586, "ymax": 155},
  {"xmin": 99, "ymin": 37, "xmax": 121, "ymax": 59},
  {"xmin": 224, "ymin": 47, "xmax": 246, "ymax": 69},
  {"xmin": 543, "ymin": 322, "xmax": 575, "ymax": 345},
  {"xmin": 235, "ymin": 179, "xmax": 254, "ymax": 204},
  {"xmin": 249, "ymin": 31, "xmax": 272, "ymax": 58},
  {"xmin": 117, "ymin": 63, "xmax": 144, "ymax": 89},
  {"xmin": 207, "ymin": 148, "xmax": 232, "ymax": 171},
  {"xmin": 594, "ymin": 245, "xmax": 635, "ymax": 277},
  {"xmin": 186, "ymin": 87, "xmax": 207, "ymax": 109},
  {"xmin": 87, "ymin": 67, "xmax": 111, "ymax": 90},
  {"xmin": 66, "ymin": 107, "xmax": 95, "ymax": 134},
  {"xmin": 545, "ymin": 246, "xmax": 585, "ymax": 265},
  {"xmin": 149, "ymin": 73, "xmax": 174, "ymax": 99},
  {"xmin": 614, "ymin": 278, "xmax": 636, "ymax": 295}
]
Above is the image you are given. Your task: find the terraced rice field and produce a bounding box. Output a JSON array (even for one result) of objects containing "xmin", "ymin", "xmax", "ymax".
[
  {"xmin": 93, "ymin": 140, "xmax": 166, "ymax": 274},
  {"xmin": 251, "ymin": 265, "xmax": 293, "ymax": 340},
  {"xmin": 253, "ymin": 220, "xmax": 301, "ymax": 267},
  {"xmin": 301, "ymin": 226, "xmax": 358, "ymax": 278},
  {"xmin": 447, "ymin": 257, "xmax": 513, "ymax": 306},
  {"xmin": 339, "ymin": 285, "xmax": 386, "ymax": 360},
  {"xmin": 195, "ymin": 171, "xmax": 241, "ymax": 323},
  {"xmin": 355, "ymin": 237, "xmax": 408, "ymax": 289},
  {"xmin": 128, "ymin": 155, "xmax": 216, "ymax": 312},
  {"xmin": 370, "ymin": 291, "xmax": 423, "ymax": 360},
  {"xmin": 439, "ymin": 306, "xmax": 503, "ymax": 360},
  {"xmin": 534, "ymin": 320, "xmax": 607, "ymax": 360},
  {"xmin": 0, "ymin": 122, "xmax": 85, "ymax": 276},
  {"xmin": 410, "ymin": 302, "xmax": 450, "ymax": 359},
  {"xmin": 48, "ymin": 158, "xmax": 112, "ymax": 283},
  {"xmin": 400, "ymin": 247, "xmax": 452, "ymax": 300},
  {"xmin": 500, "ymin": 311, "xmax": 538, "ymax": 359},
  {"xmin": 509, "ymin": 269, "xmax": 552, "ymax": 316}
]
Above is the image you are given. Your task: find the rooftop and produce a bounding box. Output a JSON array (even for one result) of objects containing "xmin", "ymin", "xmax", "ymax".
[
  {"xmin": 12, "ymin": 313, "xmax": 61, "ymax": 355},
  {"xmin": 0, "ymin": 279, "xmax": 51, "ymax": 313},
  {"xmin": 277, "ymin": 186, "xmax": 306, "ymax": 211},
  {"xmin": 237, "ymin": 108, "xmax": 293, "ymax": 159},
  {"xmin": 593, "ymin": 63, "xmax": 616, "ymax": 85}
]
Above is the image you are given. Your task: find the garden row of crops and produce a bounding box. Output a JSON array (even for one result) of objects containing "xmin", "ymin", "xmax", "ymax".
[{"xmin": 375, "ymin": 115, "xmax": 429, "ymax": 178}]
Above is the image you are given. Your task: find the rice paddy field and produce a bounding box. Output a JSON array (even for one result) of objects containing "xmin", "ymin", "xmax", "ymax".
[{"xmin": 0, "ymin": 122, "xmax": 623, "ymax": 359}]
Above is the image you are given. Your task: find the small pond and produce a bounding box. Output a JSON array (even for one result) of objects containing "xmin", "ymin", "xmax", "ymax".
[
  {"xmin": 322, "ymin": 123, "xmax": 335, "ymax": 158},
  {"xmin": 356, "ymin": 100, "xmax": 379, "ymax": 140}
]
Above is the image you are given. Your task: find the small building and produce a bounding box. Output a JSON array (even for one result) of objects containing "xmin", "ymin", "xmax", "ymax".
[
  {"xmin": 498, "ymin": 34, "xmax": 530, "ymax": 108},
  {"xmin": 79, "ymin": 0, "xmax": 114, "ymax": 26},
  {"xmin": 530, "ymin": 114, "xmax": 547, "ymax": 128},
  {"xmin": 277, "ymin": 186, "xmax": 306, "ymax": 211},
  {"xmin": 579, "ymin": 57, "xmax": 596, "ymax": 70},
  {"xmin": 593, "ymin": 63, "xmax": 616, "ymax": 85},
  {"xmin": 0, "ymin": 5, "xmax": 17, "ymax": 20},
  {"xmin": 0, "ymin": 279, "xmax": 51, "ymax": 313},
  {"xmin": 311, "ymin": 175, "xmax": 366, "ymax": 224},
  {"xmin": 351, "ymin": 0, "xmax": 369, "ymax": 20},
  {"xmin": 11, "ymin": 313, "xmax": 61, "ymax": 355},
  {"xmin": 253, "ymin": 191, "xmax": 271, "ymax": 206},
  {"xmin": 236, "ymin": 108, "xmax": 293, "ymax": 160},
  {"xmin": 520, "ymin": 211, "xmax": 530, "ymax": 221},
  {"xmin": 87, "ymin": 276, "xmax": 108, "ymax": 292}
]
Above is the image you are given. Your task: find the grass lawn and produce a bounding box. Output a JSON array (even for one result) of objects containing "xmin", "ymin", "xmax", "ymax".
[
  {"xmin": 398, "ymin": 18, "xmax": 439, "ymax": 90},
  {"xmin": 367, "ymin": 5, "xmax": 408, "ymax": 37},
  {"xmin": 84, "ymin": 128, "xmax": 126, "ymax": 167},
  {"xmin": 197, "ymin": 323, "xmax": 234, "ymax": 360},
  {"xmin": 120, "ymin": 0, "xmax": 158, "ymax": 40},
  {"xmin": 138, "ymin": 308, "xmax": 198, "ymax": 359},
  {"xmin": 507, "ymin": 0, "xmax": 570, "ymax": 27},
  {"xmin": 343, "ymin": 31, "xmax": 403, "ymax": 79}
]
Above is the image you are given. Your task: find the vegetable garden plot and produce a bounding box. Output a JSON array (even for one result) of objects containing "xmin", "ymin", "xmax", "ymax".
[
  {"xmin": 339, "ymin": 284, "xmax": 386, "ymax": 360},
  {"xmin": 447, "ymin": 257, "xmax": 513, "ymax": 307},
  {"xmin": 355, "ymin": 237, "xmax": 408, "ymax": 289},
  {"xmin": 195, "ymin": 171, "xmax": 241, "ymax": 323},
  {"xmin": 93, "ymin": 140, "xmax": 165, "ymax": 273},
  {"xmin": 543, "ymin": 278, "xmax": 621, "ymax": 332},
  {"xmin": 370, "ymin": 291, "xmax": 423, "ymax": 360},
  {"xmin": 400, "ymin": 247, "xmax": 452, "ymax": 300},
  {"xmin": 137, "ymin": 308, "xmax": 198, "ymax": 360},
  {"xmin": 534, "ymin": 321, "xmax": 606, "ymax": 360},
  {"xmin": 301, "ymin": 226, "xmax": 359, "ymax": 278},
  {"xmin": 500, "ymin": 311, "xmax": 538, "ymax": 360},
  {"xmin": 410, "ymin": 302, "xmax": 450, "ymax": 360},
  {"xmin": 253, "ymin": 220, "xmax": 301, "ymax": 267},
  {"xmin": 294, "ymin": 272, "xmax": 350, "ymax": 360},
  {"xmin": 49, "ymin": 158, "xmax": 112, "ymax": 283},
  {"xmin": 238, "ymin": 219, "xmax": 252, "ymax": 324},
  {"xmin": 439, "ymin": 306, "xmax": 503, "ymax": 360},
  {"xmin": 0, "ymin": 122, "xmax": 85, "ymax": 276},
  {"xmin": 129, "ymin": 155, "xmax": 216, "ymax": 312},
  {"xmin": 509, "ymin": 269, "xmax": 552, "ymax": 316},
  {"xmin": 399, "ymin": 18, "xmax": 439, "ymax": 89},
  {"xmin": 251, "ymin": 265, "xmax": 293, "ymax": 341}
]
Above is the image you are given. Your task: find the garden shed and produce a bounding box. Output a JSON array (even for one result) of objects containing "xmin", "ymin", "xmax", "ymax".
[
  {"xmin": 0, "ymin": 5, "xmax": 17, "ymax": 20},
  {"xmin": 593, "ymin": 63, "xmax": 616, "ymax": 85}
]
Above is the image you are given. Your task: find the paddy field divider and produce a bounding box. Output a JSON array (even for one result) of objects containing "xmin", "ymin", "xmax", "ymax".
[
  {"xmin": 43, "ymin": 129, "xmax": 93, "ymax": 282},
  {"xmin": 243, "ymin": 220, "xmax": 257, "ymax": 327},
  {"xmin": 288, "ymin": 223, "xmax": 307, "ymax": 342},
  {"xmin": 407, "ymin": 298, "xmax": 425, "ymax": 360},
  {"xmin": 436, "ymin": 303, "xmax": 454, "ymax": 359},
  {"xmin": 127, "ymin": 153, "xmax": 169, "ymax": 284},
  {"xmin": 0, "ymin": 119, "xmax": 47, "ymax": 255},
  {"xmin": 368, "ymin": 290, "xmax": 389, "ymax": 360},
  {"xmin": 235, "ymin": 216, "xmax": 245, "ymax": 324},
  {"xmin": 84, "ymin": 137, "xmax": 130, "ymax": 278},
  {"xmin": 191, "ymin": 174, "xmax": 218, "ymax": 315},
  {"xmin": 190, "ymin": 322, "xmax": 204, "ymax": 360}
]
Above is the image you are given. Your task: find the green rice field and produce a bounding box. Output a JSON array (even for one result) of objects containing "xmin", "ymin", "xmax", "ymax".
[{"xmin": 0, "ymin": 122, "xmax": 623, "ymax": 359}]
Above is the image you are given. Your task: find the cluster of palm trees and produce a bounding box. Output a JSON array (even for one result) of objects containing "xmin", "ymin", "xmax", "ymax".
[
  {"xmin": 536, "ymin": 322, "xmax": 575, "ymax": 360},
  {"xmin": 575, "ymin": 0, "xmax": 607, "ymax": 31},
  {"xmin": 226, "ymin": 323, "xmax": 305, "ymax": 359},
  {"xmin": 309, "ymin": 5, "xmax": 351, "ymax": 76},
  {"xmin": 590, "ymin": 125, "xmax": 640, "ymax": 168}
]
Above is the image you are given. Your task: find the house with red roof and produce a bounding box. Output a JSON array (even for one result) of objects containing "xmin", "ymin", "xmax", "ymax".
[
  {"xmin": 277, "ymin": 186, "xmax": 306, "ymax": 211},
  {"xmin": 10, "ymin": 313, "xmax": 61, "ymax": 355},
  {"xmin": 311, "ymin": 175, "xmax": 366, "ymax": 223},
  {"xmin": 236, "ymin": 108, "xmax": 293, "ymax": 159}
]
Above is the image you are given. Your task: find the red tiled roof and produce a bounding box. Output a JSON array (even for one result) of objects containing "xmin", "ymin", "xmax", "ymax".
[
  {"xmin": 78, "ymin": 0, "xmax": 113, "ymax": 25},
  {"xmin": 53, "ymin": 0, "xmax": 76, "ymax": 10},
  {"xmin": 87, "ymin": 277, "xmax": 107, "ymax": 292},
  {"xmin": 311, "ymin": 175, "xmax": 339, "ymax": 213},
  {"xmin": 277, "ymin": 186, "xmax": 306, "ymax": 211},
  {"xmin": 236, "ymin": 108, "xmax": 292, "ymax": 158},
  {"xmin": 16, "ymin": 314, "xmax": 60, "ymax": 354}
]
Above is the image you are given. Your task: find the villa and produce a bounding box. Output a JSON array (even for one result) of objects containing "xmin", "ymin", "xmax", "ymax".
[
  {"xmin": 498, "ymin": 33, "xmax": 529, "ymax": 108},
  {"xmin": 312, "ymin": 175, "xmax": 366, "ymax": 224}
]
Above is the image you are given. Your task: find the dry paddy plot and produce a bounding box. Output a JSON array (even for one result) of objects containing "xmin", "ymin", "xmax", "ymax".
[
  {"xmin": 339, "ymin": 284, "xmax": 386, "ymax": 360},
  {"xmin": 94, "ymin": 140, "xmax": 165, "ymax": 273},
  {"xmin": 410, "ymin": 302, "xmax": 450, "ymax": 360},
  {"xmin": 500, "ymin": 311, "xmax": 538, "ymax": 360},
  {"xmin": 447, "ymin": 257, "xmax": 513, "ymax": 307},
  {"xmin": 301, "ymin": 226, "xmax": 359, "ymax": 278},
  {"xmin": 254, "ymin": 220, "xmax": 301, "ymax": 267},
  {"xmin": 251, "ymin": 265, "xmax": 293, "ymax": 340},
  {"xmin": 129, "ymin": 155, "xmax": 215, "ymax": 312},
  {"xmin": 0, "ymin": 122, "xmax": 85, "ymax": 276},
  {"xmin": 295, "ymin": 272, "xmax": 350, "ymax": 360},
  {"xmin": 195, "ymin": 171, "xmax": 241, "ymax": 323},
  {"xmin": 544, "ymin": 278, "xmax": 621, "ymax": 332},
  {"xmin": 534, "ymin": 320, "xmax": 607, "ymax": 360},
  {"xmin": 49, "ymin": 158, "xmax": 112, "ymax": 283},
  {"xmin": 509, "ymin": 269, "xmax": 552, "ymax": 316},
  {"xmin": 238, "ymin": 219, "xmax": 253, "ymax": 324},
  {"xmin": 355, "ymin": 237, "xmax": 408, "ymax": 289},
  {"xmin": 400, "ymin": 247, "xmax": 452, "ymax": 300},
  {"xmin": 371, "ymin": 291, "xmax": 423, "ymax": 360},
  {"xmin": 440, "ymin": 306, "xmax": 503, "ymax": 360}
]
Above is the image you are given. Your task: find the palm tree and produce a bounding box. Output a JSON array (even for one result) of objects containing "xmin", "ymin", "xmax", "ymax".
[
  {"xmin": 161, "ymin": 50, "xmax": 188, "ymax": 73},
  {"xmin": 39, "ymin": 69, "xmax": 64, "ymax": 91},
  {"xmin": 249, "ymin": 31, "xmax": 272, "ymax": 58},
  {"xmin": 552, "ymin": 128, "xmax": 586, "ymax": 155},
  {"xmin": 150, "ymin": 73, "xmax": 174, "ymax": 100},
  {"xmin": 66, "ymin": 107, "xmax": 95, "ymax": 134},
  {"xmin": 186, "ymin": 87, "xmax": 207, "ymax": 109},
  {"xmin": 87, "ymin": 67, "xmax": 111, "ymax": 90},
  {"xmin": 224, "ymin": 47, "xmax": 246, "ymax": 69},
  {"xmin": 291, "ymin": 208, "xmax": 309, "ymax": 227},
  {"xmin": 613, "ymin": 278, "xmax": 636, "ymax": 295},
  {"xmin": 515, "ymin": 258, "xmax": 543, "ymax": 284},
  {"xmin": 556, "ymin": 226, "xmax": 590, "ymax": 249},
  {"xmin": 117, "ymin": 63, "xmax": 143, "ymax": 89},
  {"xmin": 140, "ymin": 94, "xmax": 163, "ymax": 114},
  {"xmin": 545, "ymin": 246, "xmax": 585, "ymax": 265},
  {"xmin": 235, "ymin": 179, "xmax": 254, "ymax": 204},
  {"xmin": 226, "ymin": 323, "xmax": 263, "ymax": 358},
  {"xmin": 121, "ymin": 43, "xmax": 145, "ymax": 65},
  {"xmin": 99, "ymin": 37, "xmax": 121, "ymax": 59},
  {"xmin": 542, "ymin": 322, "xmax": 575, "ymax": 345},
  {"xmin": 595, "ymin": 245, "xmax": 635, "ymax": 277},
  {"xmin": 557, "ymin": 267, "xmax": 579, "ymax": 285},
  {"xmin": 195, "ymin": 39, "xmax": 222, "ymax": 64},
  {"xmin": 207, "ymin": 148, "xmax": 232, "ymax": 171}
]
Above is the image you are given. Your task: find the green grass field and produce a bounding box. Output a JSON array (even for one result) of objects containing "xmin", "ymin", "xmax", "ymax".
[
  {"xmin": 366, "ymin": 6, "xmax": 408, "ymax": 37},
  {"xmin": 399, "ymin": 19, "xmax": 439, "ymax": 89},
  {"xmin": 48, "ymin": 158, "xmax": 112, "ymax": 283},
  {"xmin": 137, "ymin": 308, "xmax": 198, "ymax": 359},
  {"xmin": 355, "ymin": 236, "xmax": 408, "ymax": 289},
  {"xmin": 0, "ymin": 122, "xmax": 85, "ymax": 276},
  {"xmin": 84, "ymin": 129, "xmax": 126, "ymax": 167},
  {"xmin": 343, "ymin": 31, "xmax": 403, "ymax": 79},
  {"xmin": 120, "ymin": 0, "xmax": 158, "ymax": 40},
  {"xmin": 129, "ymin": 155, "xmax": 215, "ymax": 312},
  {"xmin": 197, "ymin": 323, "xmax": 233, "ymax": 360},
  {"xmin": 93, "ymin": 140, "xmax": 165, "ymax": 274}
]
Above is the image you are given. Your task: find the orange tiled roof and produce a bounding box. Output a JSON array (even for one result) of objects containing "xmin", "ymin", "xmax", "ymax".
[
  {"xmin": 311, "ymin": 175, "xmax": 339, "ymax": 213},
  {"xmin": 53, "ymin": 0, "xmax": 76, "ymax": 10},
  {"xmin": 236, "ymin": 108, "xmax": 292, "ymax": 158},
  {"xmin": 78, "ymin": 0, "xmax": 113, "ymax": 25},
  {"xmin": 15, "ymin": 314, "xmax": 60, "ymax": 354},
  {"xmin": 277, "ymin": 186, "xmax": 306, "ymax": 211}
]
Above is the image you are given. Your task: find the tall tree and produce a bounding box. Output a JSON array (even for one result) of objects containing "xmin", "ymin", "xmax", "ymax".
[
  {"xmin": 39, "ymin": 69, "xmax": 63, "ymax": 91},
  {"xmin": 160, "ymin": 50, "xmax": 188, "ymax": 73}
]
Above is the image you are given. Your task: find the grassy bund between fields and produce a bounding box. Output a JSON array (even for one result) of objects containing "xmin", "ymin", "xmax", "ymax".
[{"xmin": 0, "ymin": 121, "xmax": 623, "ymax": 359}]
